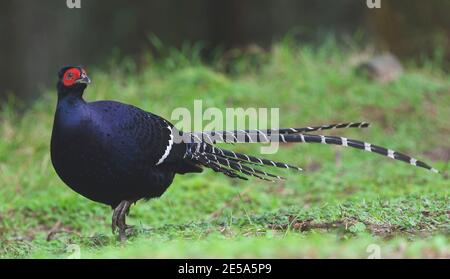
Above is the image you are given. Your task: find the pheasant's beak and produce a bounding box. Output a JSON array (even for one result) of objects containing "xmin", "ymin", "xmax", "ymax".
[{"xmin": 76, "ymin": 73, "xmax": 91, "ymax": 84}]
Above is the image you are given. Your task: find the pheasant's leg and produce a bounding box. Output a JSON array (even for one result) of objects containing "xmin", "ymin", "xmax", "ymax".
[
  {"xmin": 112, "ymin": 201, "xmax": 126, "ymax": 234},
  {"xmin": 112, "ymin": 200, "xmax": 132, "ymax": 241},
  {"xmin": 117, "ymin": 201, "xmax": 132, "ymax": 242}
]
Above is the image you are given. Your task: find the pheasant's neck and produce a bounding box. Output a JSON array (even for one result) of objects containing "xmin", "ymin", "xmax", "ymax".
[
  {"xmin": 55, "ymin": 94, "xmax": 90, "ymax": 129},
  {"xmin": 57, "ymin": 94, "xmax": 86, "ymax": 107}
]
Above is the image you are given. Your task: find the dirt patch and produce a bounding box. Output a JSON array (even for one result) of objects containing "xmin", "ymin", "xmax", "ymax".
[
  {"xmin": 268, "ymin": 215, "xmax": 401, "ymax": 237},
  {"xmin": 424, "ymin": 147, "xmax": 450, "ymax": 161},
  {"xmin": 46, "ymin": 220, "xmax": 82, "ymax": 241},
  {"xmin": 362, "ymin": 106, "xmax": 391, "ymax": 131},
  {"xmin": 366, "ymin": 223, "xmax": 398, "ymax": 235},
  {"xmin": 269, "ymin": 216, "xmax": 353, "ymax": 232},
  {"xmin": 306, "ymin": 161, "xmax": 323, "ymax": 172},
  {"xmin": 393, "ymin": 103, "xmax": 416, "ymax": 115}
]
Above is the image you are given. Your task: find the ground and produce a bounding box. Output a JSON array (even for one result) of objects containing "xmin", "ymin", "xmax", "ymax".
[{"xmin": 0, "ymin": 39, "xmax": 449, "ymax": 258}]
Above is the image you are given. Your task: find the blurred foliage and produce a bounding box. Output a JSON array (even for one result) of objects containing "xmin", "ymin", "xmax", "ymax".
[
  {"xmin": 0, "ymin": 0, "xmax": 448, "ymax": 100},
  {"xmin": 369, "ymin": 0, "xmax": 449, "ymax": 67}
]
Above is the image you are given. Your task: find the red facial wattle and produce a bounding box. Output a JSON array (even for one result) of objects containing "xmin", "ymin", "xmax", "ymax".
[{"xmin": 63, "ymin": 68, "xmax": 82, "ymax": 87}]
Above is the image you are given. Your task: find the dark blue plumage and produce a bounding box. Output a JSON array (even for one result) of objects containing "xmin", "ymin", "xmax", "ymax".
[
  {"xmin": 51, "ymin": 66, "xmax": 202, "ymax": 240},
  {"xmin": 52, "ymin": 99, "xmax": 175, "ymax": 206},
  {"xmin": 51, "ymin": 66, "xmax": 438, "ymax": 241}
]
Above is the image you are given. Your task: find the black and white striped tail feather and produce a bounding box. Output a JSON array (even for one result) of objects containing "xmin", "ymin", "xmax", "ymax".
[
  {"xmin": 194, "ymin": 153, "xmax": 248, "ymax": 180},
  {"xmin": 202, "ymin": 152, "xmax": 286, "ymax": 182},
  {"xmin": 187, "ymin": 123, "xmax": 438, "ymax": 181},
  {"xmin": 204, "ymin": 132, "xmax": 438, "ymax": 173},
  {"xmin": 187, "ymin": 141, "xmax": 303, "ymax": 182},
  {"xmin": 191, "ymin": 142, "xmax": 303, "ymax": 172},
  {"xmin": 192, "ymin": 153, "xmax": 285, "ymax": 182},
  {"xmin": 193, "ymin": 152, "xmax": 283, "ymax": 182},
  {"xmin": 291, "ymin": 134, "xmax": 439, "ymax": 173},
  {"xmin": 194, "ymin": 122, "xmax": 370, "ymax": 144}
]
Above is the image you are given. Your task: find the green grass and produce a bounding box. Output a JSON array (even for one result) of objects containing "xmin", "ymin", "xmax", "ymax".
[{"xmin": 0, "ymin": 39, "xmax": 449, "ymax": 258}]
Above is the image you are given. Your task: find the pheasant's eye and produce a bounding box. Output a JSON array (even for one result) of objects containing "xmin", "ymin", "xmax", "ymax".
[{"xmin": 67, "ymin": 73, "xmax": 74, "ymax": 79}]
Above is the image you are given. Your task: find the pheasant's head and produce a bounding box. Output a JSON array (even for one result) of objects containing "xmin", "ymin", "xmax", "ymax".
[{"xmin": 57, "ymin": 66, "xmax": 91, "ymax": 97}]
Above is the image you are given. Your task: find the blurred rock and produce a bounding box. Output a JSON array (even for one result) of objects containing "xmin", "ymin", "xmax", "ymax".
[{"xmin": 357, "ymin": 54, "xmax": 403, "ymax": 83}]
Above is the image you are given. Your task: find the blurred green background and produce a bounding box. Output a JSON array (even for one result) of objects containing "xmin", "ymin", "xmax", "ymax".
[
  {"xmin": 0, "ymin": 0, "xmax": 449, "ymax": 258},
  {"xmin": 0, "ymin": 0, "xmax": 448, "ymax": 101}
]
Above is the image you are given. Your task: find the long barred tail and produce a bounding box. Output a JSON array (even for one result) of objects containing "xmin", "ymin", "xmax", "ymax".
[
  {"xmin": 193, "ymin": 122, "xmax": 370, "ymax": 144},
  {"xmin": 190, "ymin": 151, "xmax": 288, "ymax": 182},
  {"xmin": 193, "ymin": 153, "xmax": 248, "ymax": 180},
  {"xmin": 203, "ymin": 152, "xmax": 286, "ymax": 181},
  {"xmin": 186, "ymin": 125, "xmax": 438, "ymax": 180},
  {"xmin": 187, "ymin": 141, "xmax": 303, "ymax": 181},
  {"xmin": 286, "ymin": 134, "xmax": 438, "ymax": 173}
]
